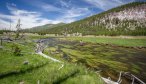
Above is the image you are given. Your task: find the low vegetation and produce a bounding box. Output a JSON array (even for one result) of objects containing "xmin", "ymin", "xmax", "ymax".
[
  {"xmin": 43, "ymin": 37, "xmax": 146, "ymax": 83},
  {"xmin": 1, "ymin": 1, "xmax": 146, "ymax": 84},
  {"xmin": 0, "ymin": 37, "xmax": 104, "ymax": 84},
  {"xmin": 60, "ymin": 37, "xmax": 146, "ymax": 47},
  {"xmin": 0, "ymin": 30, "xmax": 13, "ymax": 34},
  {"xmin": 0, "ymin": 40, "xmax": 48, "ymax": 78}
]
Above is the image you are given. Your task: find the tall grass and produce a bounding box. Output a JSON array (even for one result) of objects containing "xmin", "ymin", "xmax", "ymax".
[
  {"xmin": 60, "ymin": 37, "xmax": 146, "ymax": 47},
  {"xmin": 0, "ymin": 38, "xmax": 104, "ymax": 84},
  {"xmin": 0, "ymin": 41, "xmax": 48, "ymax": 78}
]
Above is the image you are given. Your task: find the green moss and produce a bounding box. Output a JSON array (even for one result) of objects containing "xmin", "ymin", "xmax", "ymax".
[{"xmin": 132, "ymin": 69, "xmax": 139, "ymax": 74}]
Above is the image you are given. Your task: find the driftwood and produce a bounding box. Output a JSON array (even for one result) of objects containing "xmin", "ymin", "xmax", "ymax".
[
  {"xmin": 123, "ymin": 72, "xmax": 145, "ymax": 84},
  {"xmin": 2, "ymin": 37, "xmax": 13, "ymax": 41},
  {"xmin": 101, "ymin": 71, "xmax": 145, "ymax": 84}
]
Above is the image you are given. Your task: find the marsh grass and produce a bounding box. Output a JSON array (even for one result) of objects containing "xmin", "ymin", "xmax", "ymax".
[
  {"xmin": 45, "ymin": 38, "xmax": 146, "ymax": 82},
  {"xmin": 60, "ymin": 37, "xmax": 146, "ymax": 47},
  {"xmin": 0, "ymin": 41, "xmax": 48, "ymax": 78},
  {"xmin": 0, "ymin": 38, "xmax": 104, "ymax": 84}
]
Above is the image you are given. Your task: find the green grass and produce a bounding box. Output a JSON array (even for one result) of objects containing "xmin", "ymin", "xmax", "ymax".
[
  {"xmin": 27, "ymin": 35, "xmax": 49, "ymax": 39},
  {"xmin": 0, "ymin": 38, "xmax": 104, "ymax": 84},
  {"xmin": 61, "ymin": 71, "xmax": 103, "ymax": 84},
  {"xmin": 61, "ymin": 48, "xmax": 128, "ymax": 71},
  {"xmin": 0, "ymin": 61, "xmax": 104, "ymax": 84},
  {"xmin": 44, "ymin": 37, "xmax": 146, "ymax": 82},
  {"xmin": 0, "ymin": 41, "xmax": 48, "ymax": 77},
  {"xmin": 1, "ymin": 36, "xmax": 145, "ymax": 83},
  {"xmin": 60, "ymin": 37, "xmax": 146, "ymax": 47}
]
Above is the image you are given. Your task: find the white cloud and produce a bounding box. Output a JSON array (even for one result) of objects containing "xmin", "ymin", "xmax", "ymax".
[
  {"xmin": 54, "ymin": 7, "xmax": 91, "ymax": 23},
  {"xmin": 41, "ymin": 4, "xmax": 61, "ymax": 12},
  {"xmin": 0, "ymin": 19, "xmax": 10, "ymax": 30},
  {"xmin": 28, "ymin": 0, "xmax": 92, "ymax": 22},
  {"xmin": 63, "ymin": 8, "xmax": 89, "ymax": 18},
  {"xmin": 25, "ymin": 1, "xmax": 62, "ymax": 12},
  {"xmin": 84, "ymin": 0, "xmax": 135, "ymax": 10},
  {"xmin": 0, "ymin": 4, "xmax": 61, "ymax": 30},
  {"xmin": 53, "ymin": 0, "xmax": 92, "ymax": 23},
  {"xmin": 60, "ymin": 0, "xmax": 71, "ymax": 8},
  {"xmin": 29, "ymin": 0, "xmax": 92, "ymax": 23},
  {"xmin": 0, "ymin": 1, "xmax": 92, "ymax": 30}
]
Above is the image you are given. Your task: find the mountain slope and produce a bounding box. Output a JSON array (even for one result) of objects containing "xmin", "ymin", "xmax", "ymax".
[
  {"xmin": 47, "ymin": 2, "xmax": 146, "ymax": 36},
  {"xmin": 23, "ymin": 23, "xmax": 65, "ymax": 34}
]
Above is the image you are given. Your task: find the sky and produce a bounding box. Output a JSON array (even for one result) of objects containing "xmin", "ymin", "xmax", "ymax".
[{"xmin": 0, "ymin": 0, "xmax": 145, "ymax": 30}]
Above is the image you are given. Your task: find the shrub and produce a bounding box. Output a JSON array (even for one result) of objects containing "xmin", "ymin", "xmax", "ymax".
[{"xmin": 12, "ymin": 44, "xmax": 22, "ymax": 56}]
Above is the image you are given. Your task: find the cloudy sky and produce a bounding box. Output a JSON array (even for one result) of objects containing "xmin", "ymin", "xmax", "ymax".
[{"xmin": 0, "ymin": 0, "xmax": 145, "ymax": 30}]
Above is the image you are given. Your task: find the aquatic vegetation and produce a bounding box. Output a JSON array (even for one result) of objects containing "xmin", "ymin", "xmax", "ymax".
[{"xmin": 44, "ymin": 37, "xmax": 146, "ymax": 82}]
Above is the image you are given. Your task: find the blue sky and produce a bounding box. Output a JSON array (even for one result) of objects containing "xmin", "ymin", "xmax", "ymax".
[{"xmin": 0, "ymin": 0, "xmax": 145, "ymax": 30}]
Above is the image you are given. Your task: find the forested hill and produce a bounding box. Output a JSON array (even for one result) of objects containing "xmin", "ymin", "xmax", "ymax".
[
  {"xmin": 46, "ymin": 2, "xmax": 146, "ymax": 36},
  {"xmin": 23, "ymin": 23, "xmax": 65, "ymax": 34}
]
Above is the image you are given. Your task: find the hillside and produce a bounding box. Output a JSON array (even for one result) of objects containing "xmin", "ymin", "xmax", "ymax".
[
  {"xmin": 23, "ymin": 23, "xmax": 65, "ymax": 34},
  {"xmin": 46, "ymin": 2, "xmax": 146, "ymax": 36}
]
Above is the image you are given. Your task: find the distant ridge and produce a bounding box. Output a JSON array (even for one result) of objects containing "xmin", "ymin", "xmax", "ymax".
[{"xmin": 23, "ymin": 23, "xmax": 65, "ymax": 34}]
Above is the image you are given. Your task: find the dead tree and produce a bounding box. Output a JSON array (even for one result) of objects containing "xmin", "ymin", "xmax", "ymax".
[{"xmin": 15, "ymin": 19, "xmax": 21, "ymax": 39}]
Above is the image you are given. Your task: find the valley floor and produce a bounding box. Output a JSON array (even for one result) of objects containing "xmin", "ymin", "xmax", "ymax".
[
  {"xmin": 42, "ymin": 36, "xmax": 146, "ymax": 84},
  {"xmin": 0, "ymin": 37, "xmax": 104, "ymax": 84},
  {"xmin": 0, "ymin": 35, "xmax": 146, "ymax": 84},
  {"xmin": 59, "ymin": 36, "xmax": 146, "ymax": 47}
]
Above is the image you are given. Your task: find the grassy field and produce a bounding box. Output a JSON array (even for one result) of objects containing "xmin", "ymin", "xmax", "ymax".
[
  {"xmin": 60, "ymin": 37, "xmax": 146, "ymax": 47},
  {"xmin": 1, "ymin": 35, "xmax": 146, "ymax": 83},
  {"xmin": 0, "ymin": 36, "xmax": 104, "ymax": 84},
  {"xmin": 43, "ymin": 37, "xmax": 146, "ymax": 83},
  {"xmin": 0, "ymin": 40, "xmax": 48, "ymax": 78}
]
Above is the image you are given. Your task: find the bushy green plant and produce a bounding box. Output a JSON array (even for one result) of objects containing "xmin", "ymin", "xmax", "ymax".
[
  {"xmin": 11, "ymin": 44, "xmax": 22, "ymax": 56},
  {"xmin": 15, "ymin": 32, "xmax": 19, "ymax": 39},
  {"xmin": 14, "ymin": 46, "xmax": 21, "ymax": 56}
]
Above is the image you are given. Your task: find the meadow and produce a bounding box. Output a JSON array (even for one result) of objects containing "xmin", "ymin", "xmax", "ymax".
[
  {"xmin": 1, "ymin": 35, "xmax": 146, "ymax": 83},
  {"xmin": 0, "ymin": 36, "xmax": 104, "ymax": 84},
  {"xmin": 43, "ymin": 37, "xmax": 146, "ymax": 83},
  {"xmin": 59, "ymin": 36, "xmax": 146, "ymax": 47}
]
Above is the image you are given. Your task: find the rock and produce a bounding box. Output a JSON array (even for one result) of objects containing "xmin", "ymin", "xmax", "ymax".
[
  {"xmin": 37, "ymin": 80, "xmax": 40, "ymax": 84},
  {"xmin": 138, "ymin": 47, "xmax": 142, "ymax": 49},
  {"xmin": 133, "ymin": 47, "xmax": 138, "ymax": 49},
  {"xmin": 55, "ymin": 51, "xmax": 60, "ymax": 54},
  {"xmin": 19, "ymin": 81, "xmax": 24, "ymax": 84},
  {"xmin": 23, "ymin": 60, "xmax": 29, "ymax": 65},
  {"xmin": 0, "ymin": 46, "xmax": 3, "ymax": 49}
]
